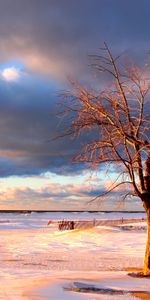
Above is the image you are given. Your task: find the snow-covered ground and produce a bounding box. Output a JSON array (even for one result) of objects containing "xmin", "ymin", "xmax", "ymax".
[{"xmin": 0, "ymin": 211, "xmax": 149, "ymax": 299}]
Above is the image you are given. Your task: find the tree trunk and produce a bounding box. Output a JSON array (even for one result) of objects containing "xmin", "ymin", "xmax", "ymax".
[
  {"xmin": 144, "ymin": 207, "xmax": 150, "ymax": 275},
  {"xmin": 143, "ymin": 154, "xmax": 150, "ymax": 275}
]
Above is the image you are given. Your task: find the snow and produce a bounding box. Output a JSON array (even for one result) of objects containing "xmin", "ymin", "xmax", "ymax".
[{"xmin": 0, "ymin": 211, "xmax": 149, "ymax": 299}]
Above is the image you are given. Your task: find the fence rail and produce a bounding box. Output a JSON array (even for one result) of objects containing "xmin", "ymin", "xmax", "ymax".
[{"xmin": 48, "ymin": 218, "xmax": 146, "ymax": 231}]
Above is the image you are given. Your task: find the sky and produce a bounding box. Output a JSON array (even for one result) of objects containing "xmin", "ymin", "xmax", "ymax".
[{"xmin": 0, "ymin": 0, "xmax": 149, "ymax": 211}]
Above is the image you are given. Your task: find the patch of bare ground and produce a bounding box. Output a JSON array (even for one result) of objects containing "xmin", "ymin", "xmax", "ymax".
[
  {"xmin": 128, "ymin": 272, "xmax": 150, "ymax": 278},
  {"xmin": 125, "ymin": 267, "xmax": 143, "ymax": 273},
  {"xmin": 126, "ymin": 268, "xmax": 150, "ymax": 278},
  {"xmin": 125, "ymin": 267, "xmax": 150, "ymax": 279},
  {"xmin": 131, "ymin": 292, "xmax": 150, "ymax": 299}
]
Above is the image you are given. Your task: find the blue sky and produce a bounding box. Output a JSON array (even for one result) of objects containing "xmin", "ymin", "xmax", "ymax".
[{"xmin": 0, "ymin": 0, "xmax": 149, "ymax": 210}]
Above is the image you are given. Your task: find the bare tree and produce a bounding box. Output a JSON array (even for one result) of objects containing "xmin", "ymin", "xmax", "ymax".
[{"xmin": 60, "ymin": 43, "xmax": 150, "ymax": 275}]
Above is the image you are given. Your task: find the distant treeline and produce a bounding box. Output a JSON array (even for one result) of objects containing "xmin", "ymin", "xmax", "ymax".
[{"xmin": 0, "ymin": 210, "xmax": 145, "ymax": 214}]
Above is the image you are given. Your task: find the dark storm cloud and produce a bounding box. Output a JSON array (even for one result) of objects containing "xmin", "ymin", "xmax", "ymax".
[
  {"xmin": 0, "ymin": 0, "xmax": 150, "ymax": 176},
  {"xmin": 0, "ymin": 75, "xmax": 85, "ymax": 176},
  {"xmin": 0, "ymin": 0, "xmax": 149, "ymax": 79}
]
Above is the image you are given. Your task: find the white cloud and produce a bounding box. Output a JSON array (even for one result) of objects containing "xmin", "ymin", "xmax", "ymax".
[{"xmin": 1, "ymin": 67, "xmax": 20, "ymax": 81}]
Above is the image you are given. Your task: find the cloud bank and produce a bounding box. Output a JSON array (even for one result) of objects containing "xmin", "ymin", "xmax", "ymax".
[
  {"xmin": 0, "ymin": 0, "xmax": 150, "ymax": 178},
  {"xmin": 0, "ymin": 0, "xmax": 149, "ymax": 209}
]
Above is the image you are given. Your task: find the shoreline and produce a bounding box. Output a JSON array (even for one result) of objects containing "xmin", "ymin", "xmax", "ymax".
[{"xmin": 0, "ymin": 210, "xmax": 145, "ymax": 214}]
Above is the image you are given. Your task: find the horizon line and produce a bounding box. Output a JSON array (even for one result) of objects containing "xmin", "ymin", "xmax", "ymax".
[{"xmin": 0, "ymin": 209, "xmax": 145, "ymax": 213}]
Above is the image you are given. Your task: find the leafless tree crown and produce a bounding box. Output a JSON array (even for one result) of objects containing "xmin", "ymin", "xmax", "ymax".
[{"xmin": 60, "ymin": 43, "xmax": 150, "ymax": 201}]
